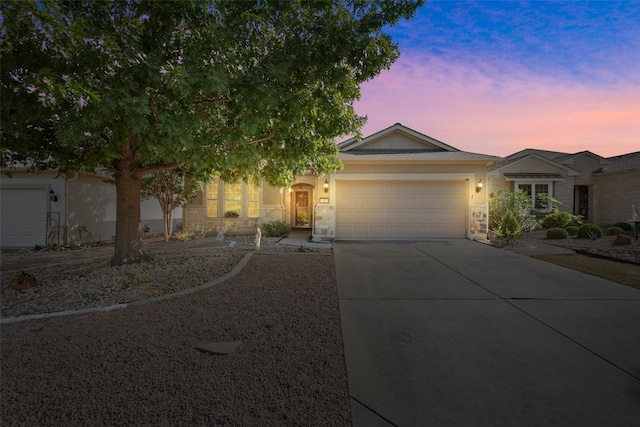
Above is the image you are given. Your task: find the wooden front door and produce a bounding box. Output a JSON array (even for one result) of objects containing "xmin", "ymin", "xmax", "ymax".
[{"xmin": 294, "ymin": 190, "xmax": 311, "ymax": 228}]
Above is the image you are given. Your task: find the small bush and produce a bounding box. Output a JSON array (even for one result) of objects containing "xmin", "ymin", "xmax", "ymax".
[
  {"xmin": 565, "ymin": 226, "xmax": 579, "ymax": 236},
  {"xmin": 497, "ymin": 209, "xmax": 521, "ymax": 243},
  {"xmin": 540, "ymin": 212, "xmax": 572, "ymax": 229},
  {"xmin": 224, "ymin": 211, "xmax": 239, "ymax": 218},
  {"xmin": 261, "ymin": 220, "xmax": 290, "ymax": 237},
  {"xmin": 613, "ymin": 221, "xmax": 632, "ymax": 231},
  {"xmin": 546, "ymin": 227, "xmax": 569, "ymax": 239},
  {"xmin": 577, "ymin": 223, "xmax": 603, "ymax": 239},
  {"xmin": 606, "ymin": 226, "xmax": 623, "ymax": 236}
]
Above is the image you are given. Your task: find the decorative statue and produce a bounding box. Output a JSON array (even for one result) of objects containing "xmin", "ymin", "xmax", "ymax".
[{"xmin": 255, "ymin": 227, "xmax": 262, "ymax": 250}]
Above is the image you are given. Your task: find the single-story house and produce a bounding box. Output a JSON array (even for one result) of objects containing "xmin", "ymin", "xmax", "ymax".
[
  {"xmin": 183, "ymin": 123, "xmax": 501, "ymax": 240},
  {"xmin": 488, "ymin": 149, "xmax": 640, "ymax": 224},
  {"xmin": 0, "ymin": 169, "xmax": 179, "ymax": 249},
  {"xmin": 5, "ymin": 124, "xmax": 635, "ymax": 248}
]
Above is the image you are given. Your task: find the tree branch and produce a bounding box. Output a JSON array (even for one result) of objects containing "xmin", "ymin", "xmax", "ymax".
[{"xmin": 139, "ymin": 161, "xmax": 186, "ymax": 176}]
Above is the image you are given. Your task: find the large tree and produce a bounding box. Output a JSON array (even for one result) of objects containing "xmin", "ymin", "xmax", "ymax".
[{"xmin": 1, "ymin": 0, "xmax": 424, "ymax": 265}]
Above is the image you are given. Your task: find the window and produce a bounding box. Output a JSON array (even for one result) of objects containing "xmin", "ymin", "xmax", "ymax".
[
  {"xmin": 247, "ymin": 182, "xmax": 259, "ymax": 218},
  {"xmin": 206, "ymin": 181, "xmax": 218, "ymax": 217},
  {"xmin": 515, "ymin": 182, "xmax": 552, "ymax": 211},
  {"xmin": 206, "ymin": 179, "xmax": 260, "ymax": 218},
  {"xmin": 224, "ymin": 182, "xmax": 242, "ymax": 217}
]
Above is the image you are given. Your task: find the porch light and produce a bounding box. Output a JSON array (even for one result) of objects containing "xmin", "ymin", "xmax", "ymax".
[
  {"xmin": 324, "ymin": 179, "xmax": 329, "ymax": 193},
  {"xmin": 476, "ymin": 179, "xmax": 483, "ymax": 193}
]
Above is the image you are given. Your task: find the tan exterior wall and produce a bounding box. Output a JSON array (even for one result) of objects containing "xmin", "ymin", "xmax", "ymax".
[
  {"xmin": 360, "ymin": 133, "xmax": 439, "ymax": 150},
  {"xmin": 591, "ymin": 171, "xmax": 640, "ymax": 225}
]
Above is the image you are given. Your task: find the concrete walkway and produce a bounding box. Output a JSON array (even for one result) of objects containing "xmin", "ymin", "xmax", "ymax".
[{"xmin": 334, "ymin": 240, "xmax": 640, "ymax": 426}]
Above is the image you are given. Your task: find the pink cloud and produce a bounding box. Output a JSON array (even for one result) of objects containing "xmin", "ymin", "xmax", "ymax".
[{"xmin": 352, "ymin": 54, "xmax": 640, "ymax": 158}]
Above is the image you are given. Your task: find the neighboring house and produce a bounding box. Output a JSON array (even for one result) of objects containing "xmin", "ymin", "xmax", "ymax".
[
  {"xmin": 488, "ymin": 149, "xmax": 640, "ymax": 224},
  {"xmin": 0, "ymin": 169, "xmax": 180, "ymax": 249},
  {"xmin": 184, "ymin": 123, "xmax": 501, "ymax": 240}
]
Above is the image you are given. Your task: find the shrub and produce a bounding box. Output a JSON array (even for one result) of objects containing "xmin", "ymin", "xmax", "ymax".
[
  {"xmin": 489, "ymin": 189, "xmax": 538, "ymax": 232},
  {"xmin": 577, "ymin": 223, "xmax": 603, "ymax": 239},
  {"xmin": 540, "ymin": 212, "xmax": 572, "ymax": 229},
  {"xmin": 540, "ymin": 212, "xmax": 583, "ymax": 229},
  {"xmin": 613, "ymin": 221, "xmax": 632, "ymax": 231},
  {"xmin": 565, "ymin": 226, "xmax": 579, "ymax": 236},
  {"xmin": 261, "ymin": 220, "xmax": 290, "ymax": 237},
  {"xmin": 546, "ymin": 227, "xmax": 569, "ymax": 239},
  {"xmin": 606, "ymin": 226, "xmax": 623, "ymax": 236},
  {"xmin": 497, "ymin": 209, "xmax": 521, "ymax": 243}
]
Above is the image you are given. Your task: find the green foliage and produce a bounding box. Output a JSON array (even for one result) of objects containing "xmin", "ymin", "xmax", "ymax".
[
  {"xmin": 540, "ymin": 212, "xmax": 583, "ymax": 229},
  {"xmin": 121, "ymin": 273, "xmax": 151, "ymax": 289},
  {"xmin": 1, "ymin": 0, "xmax": 423, "ymax": 263},
  {"xmin": 497, "ymin": 209, "xmax": 521, "ymax": 243},
  {"xmin": 224, "ymin": 211, "xmax": 240, "ymax": 218},
  {"xmin": 261, "ymin": 220, "xmax": 291, "ymax": 238},
  {"xmin": 577, "ymin": 223, "xmax": 603, "ymax": 239},
  {"xmin": 489, "ymin": 189, "xmax": 538, "ymax": 232},
  {"xmin": 175, "ymin": 224, "xmax": 208, "ymax": 241},
  {"xmin": 546, "ymin": 227, "xmax": 569, "ymax": 239},
  {"xmin": 613, "ymin": 222, "xmax": 632, "ymax": 231},
  {"xmin": 606, "ymin": 226, "xmax": 624, "ymax": 236},
  {"xmin": 565, "ymin": 226, "xmax": 579, "ymax": 236},
  {"xmin": 141, "ymin": 168, "xmax": 204, "ymax": 241}
]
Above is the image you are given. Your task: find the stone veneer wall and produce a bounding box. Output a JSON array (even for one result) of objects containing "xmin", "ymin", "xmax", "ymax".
[
  {"xmin": 469, "ymin": 205, "xmax": 488, "ymax": 240},
  {"xmin": 313, "ymin": 205, "xmax": 335, "ymax": 238},
  {"xmin": 183, "ymin": 204, "xmax": 258, "ymax": 235}
]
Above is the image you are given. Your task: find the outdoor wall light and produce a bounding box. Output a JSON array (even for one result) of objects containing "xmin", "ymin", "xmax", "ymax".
[
  {"xmin": 476, "ymin": 179, "xmax": 484, "ymax": 193},
  {"xmin": 49, "ymin": 189, "xmax": 58, "ymax": 202},
  {"xmin": 324, "ymin": 179, "xmax": 329, "ymax": 193}
]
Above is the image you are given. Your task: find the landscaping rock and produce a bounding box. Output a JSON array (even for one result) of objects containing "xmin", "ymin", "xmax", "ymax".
[
  {"xmin": 13, "ymin": 270, "xmax": 37, "ymax": 291},
  {"xmin": 614, "ymin": 234, "xmax": 633, "ymax": 246}
]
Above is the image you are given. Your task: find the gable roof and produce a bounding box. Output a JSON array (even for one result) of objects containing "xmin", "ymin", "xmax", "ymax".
[
  {"xmin": 337, "ymin": 123, "xmax": 500, "ymax": 163},
  {"xmin": 491, "ymin": 147, "xmax": 638, "ymax": 178},
  {"xmin": 488, "ymin": 153, "xmax": 581, "ymax": 177},
  {"xmin": 338, "ymin": 123, "xmax": 459, "ymax": 152}
]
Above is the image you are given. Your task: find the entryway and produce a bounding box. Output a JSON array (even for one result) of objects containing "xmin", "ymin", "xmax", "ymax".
[{"xmin": 291, "ymin": 184, "xmax": 313, "ymax": 229}]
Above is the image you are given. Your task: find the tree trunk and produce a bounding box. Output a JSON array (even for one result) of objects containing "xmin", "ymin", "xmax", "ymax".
[
  {"xmin": 111, "ymin": 142, "xmax": 146, "ymax": 265},
  {"xmin": 163, "ymin": 206, "xmax": 173, "ymax": 242}
]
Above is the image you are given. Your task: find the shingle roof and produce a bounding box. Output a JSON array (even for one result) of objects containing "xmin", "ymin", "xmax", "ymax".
[
  {"xmin": 339, "ymin": 151, "xmax": 501, "ymax": 162},
  {"xmin": 594, "ymin": 151, "xmax": 640, "ymax": 174}
]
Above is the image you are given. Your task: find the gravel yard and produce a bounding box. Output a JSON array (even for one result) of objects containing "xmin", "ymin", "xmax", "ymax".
[
  {"xmin": 1, "ymin": 237, "xmax": 350, "ymax": 426},
  {"xmin": 515, "ymin": 229, "xmax": 640, "ymax": 264}
]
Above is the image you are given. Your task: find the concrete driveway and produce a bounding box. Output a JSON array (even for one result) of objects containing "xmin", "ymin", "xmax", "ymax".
[{"xmin": 334, "ymin": 240, "xmax": 640, "ymax": 426}]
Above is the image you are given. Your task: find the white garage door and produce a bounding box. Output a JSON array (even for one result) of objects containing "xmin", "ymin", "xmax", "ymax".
[
  {"xmin": 0, "ymin": 188, "xmax": 48, "ymax": 248},
  {"xmin": 336, "ymin": 181, "xmax": 467, "ymax": 239}
]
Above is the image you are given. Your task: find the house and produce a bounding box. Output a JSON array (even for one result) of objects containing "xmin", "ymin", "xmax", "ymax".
[
  {"xmin": 0, "ymin": 169, "xmax": 180, "ymax": 249},
  {"xmin": 183, "ymin": 123, "xmax": 501, "ymax": 240},
  {"xmin": 488, "ymin": 149, "xmax": 640, "ymax": 224}
]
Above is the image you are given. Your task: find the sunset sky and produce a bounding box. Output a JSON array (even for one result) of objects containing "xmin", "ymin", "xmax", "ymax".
[{"xmin": 351, "ymin": 0, "xmax": 640, "ymax": 158}]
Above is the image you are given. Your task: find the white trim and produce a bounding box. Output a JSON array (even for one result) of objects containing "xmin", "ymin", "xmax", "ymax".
[{"xmin": 339, "ymin": 123, "xmax": 459, "ymax": 152}]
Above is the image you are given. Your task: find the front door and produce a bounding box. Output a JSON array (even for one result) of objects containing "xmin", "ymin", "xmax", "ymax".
[
  {"xmin": 294, "ymin": 190, "xmax": 311, "ymax": 228},
  {"xmin": 576, "ymin": 185, "xmax": 589, "ymax": 220}
]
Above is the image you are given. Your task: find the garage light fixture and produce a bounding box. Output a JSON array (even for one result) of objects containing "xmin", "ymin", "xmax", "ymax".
[
  {"xmin": 476, "ymin": 179, "xmax": 483, "ymax": 193},
  {"xmin": 49, "ymin": 189, "xmax": 58, "ymax": 202},
  {"xmin": 324, "ymin": 179, "xmax": 329, "ymax": 193}
]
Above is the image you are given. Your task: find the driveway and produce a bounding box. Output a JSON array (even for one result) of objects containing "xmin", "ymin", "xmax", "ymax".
[{"xmin": 334, "ymin": 240, "xmax": 640, "ymax": 426}]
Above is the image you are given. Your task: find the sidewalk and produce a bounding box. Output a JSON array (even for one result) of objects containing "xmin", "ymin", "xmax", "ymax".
[{"xmin": 276, "ymin": 229, "xmax": 333, "ymax": 249}]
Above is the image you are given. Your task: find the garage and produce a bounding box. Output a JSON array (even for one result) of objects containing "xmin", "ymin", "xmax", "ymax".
[
  {"xmin": 0, "ymin": 187, "xmax": 48, "ymax": 248},
  {"xmin": 335, "ymin": 180, "xmax": 468, "ymax": 239}
]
